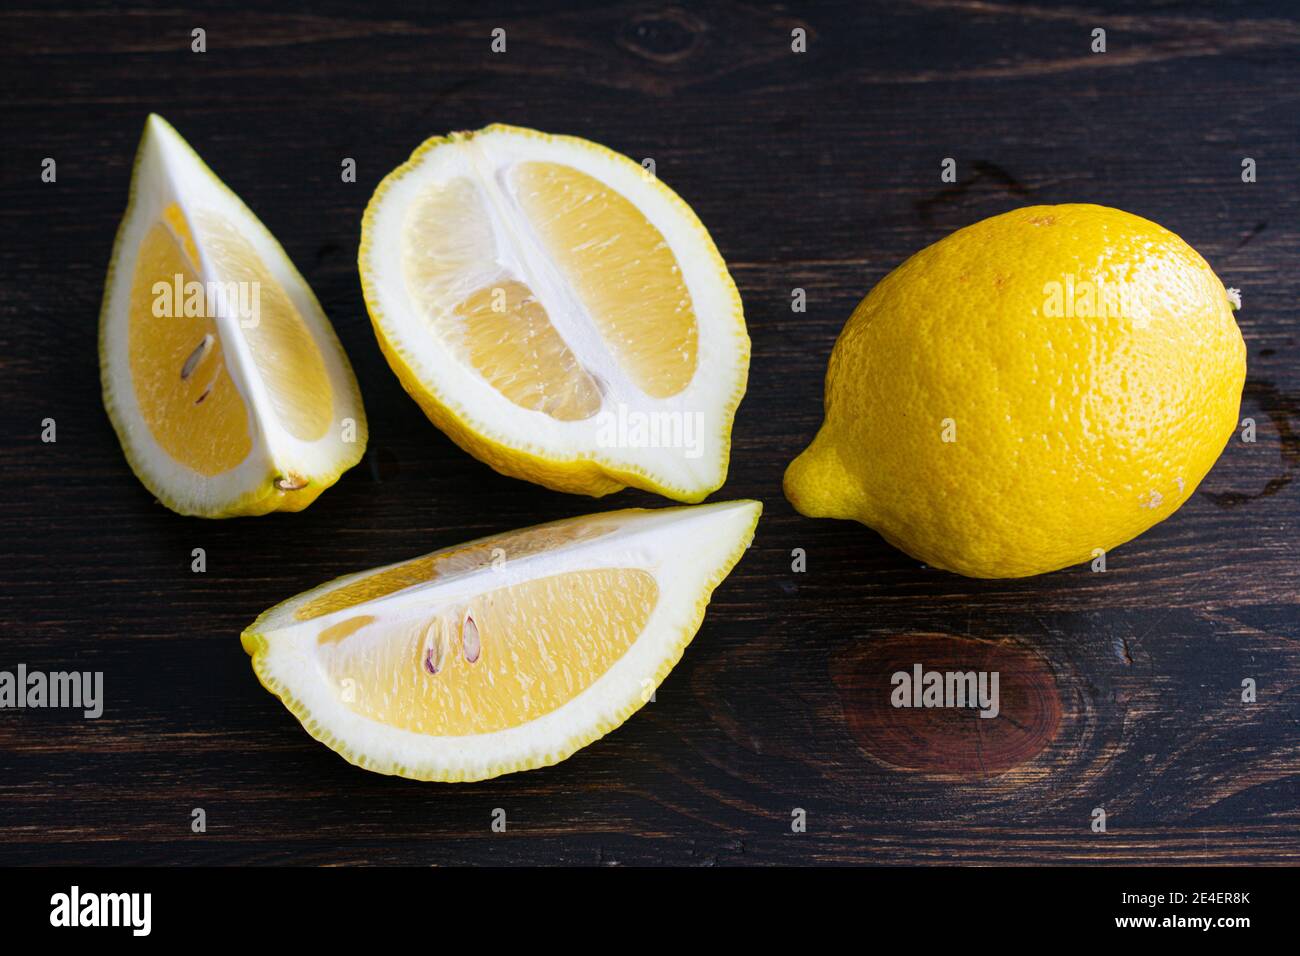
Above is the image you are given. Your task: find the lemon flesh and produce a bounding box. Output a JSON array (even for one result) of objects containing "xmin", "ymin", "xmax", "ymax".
[
  {"xmin": 511, "ymin": 161, "xmax": 699, "ymax": 399},
  {"xmin": 360, "ymin": 125, "xmax": 748, "ymax": 501},
  {"xmin": 101, "ymin": 115, "xmax": 367, "ymax": 517},
  {"xmin": 127, "ymin": 207, "xmax": 252, "ymax": 475},
  {"xmin": 242, "ymin": 500, "xmax": 761, "ymax": 781},
  {"xmin": 315, "ymin": 569, "xmax": 657, "ymax": 737},
  {"xmin": 192, "ymin": 210, "xmax": 335, "ymax": 442},
  {"xmin": 785, "ymin": 204, "xmax": 1246, "ymax": 578}
]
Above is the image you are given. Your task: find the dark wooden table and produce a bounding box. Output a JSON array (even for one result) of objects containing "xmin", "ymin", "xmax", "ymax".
[{"xmin": 2, "ymin": 0, "xmax": 1297, "ymax": 866}]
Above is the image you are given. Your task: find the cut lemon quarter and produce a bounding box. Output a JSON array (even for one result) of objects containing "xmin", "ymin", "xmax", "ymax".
[
  {"xmin": 241, "ymin": 499, "xmax": 761, "ymax": 781},
  {"xmin": 100, "ymin": 115, "xmax": 366, "ymax": 517},
  {"xmin": 360, "ymin": 124, "xmax": 748, "ymax": 502}
]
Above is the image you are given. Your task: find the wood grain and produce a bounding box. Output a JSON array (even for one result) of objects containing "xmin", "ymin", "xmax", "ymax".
[{"xmin": 0, "ymin": 0, "xmax": 1296, "ymax": 865}]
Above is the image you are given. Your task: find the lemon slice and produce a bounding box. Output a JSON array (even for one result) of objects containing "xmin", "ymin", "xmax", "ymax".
[
  {"xmin": 100, "ymin": 115, "xmax": 367, "ymax": 517},
  {"xmin": 359, "ymin": 124, "xmax": 748, "ymax": 502},
  {"xmin": 241, "ymin": 499, "xmax": 761, "ymax": 781}
]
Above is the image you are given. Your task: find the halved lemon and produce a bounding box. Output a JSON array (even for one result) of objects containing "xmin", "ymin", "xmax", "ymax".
[
  {"xmin": 241, "ymin": 499, "xmax": 761, "ymax": 781},
  {"xmin": 100, "ymin": 115, "xmax": 367, "ymax": 517},
  {"xmin": 359, "ymin": 124, "xmax": 748, "ymax": 502}
]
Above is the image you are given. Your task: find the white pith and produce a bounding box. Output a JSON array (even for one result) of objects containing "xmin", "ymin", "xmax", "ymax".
[
  {"xmin": 100, "ymin": 115, "xmax": 365, "ymax": 511},
  {"xmin": 248, "ymin": 499, "xmax": 761, "ymax": 781},
  {"xmin": 361, "ymin": 125, "xmax": 748, "ymax": 494}
]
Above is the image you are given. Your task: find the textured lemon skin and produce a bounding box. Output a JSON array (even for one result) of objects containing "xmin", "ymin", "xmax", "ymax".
[
  {"xmin": 785, "ymin": 204, "xmax": 1246, "ymax": 578},
  {"xmin": 359, "ymin": 124, "xmax": 749, "ymax": 502}
]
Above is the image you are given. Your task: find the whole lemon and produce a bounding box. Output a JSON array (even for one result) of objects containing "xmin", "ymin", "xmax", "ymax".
[{"xmin": 785, "ymin": 204, "xmax": 1246, "ymax": 578}]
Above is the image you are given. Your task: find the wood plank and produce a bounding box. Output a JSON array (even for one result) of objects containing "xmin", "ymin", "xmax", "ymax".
[{"xmin": 0, "ymin": 0, "xmax": 1296, "ymax": 865}]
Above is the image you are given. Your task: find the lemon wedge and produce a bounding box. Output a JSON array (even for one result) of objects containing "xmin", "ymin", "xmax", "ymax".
[
  {"xmin": 360, "ymin": 125, "xmax": 748, "ymax": 502},
  {"xmin": 100, "ymin": 115, "xmax": 366, "ymax": 517},
  {"xmin": 241, "ymin": 499, "xmax": 761, "ymax": 781}
]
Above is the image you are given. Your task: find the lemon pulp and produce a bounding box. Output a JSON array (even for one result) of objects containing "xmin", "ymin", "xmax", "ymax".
[
  {"xmin": 400, "ymin": 161, "xmax": 699, "ymax": 421},
  {"xmin": 193, "ymin": 210, "xmax": 334, "ymax": 441},
  {"xmin": 126, "ymin": 201, "xmax": 336, "ymax": 472},
  {"xmin": 511, "ymin": 161, "xmax": 698, "ymax": 398},
  {"xmin": 127, "ymin": 203, "xmax": 251, "ymax": 474},
  {"xmin": 316, "ymin": 568, "xmax": 658, "ymax": 736}
]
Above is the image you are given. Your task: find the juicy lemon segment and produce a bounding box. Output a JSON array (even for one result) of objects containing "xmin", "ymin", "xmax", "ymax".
[
  {"xmin": 243, "ymin": 500, "xmax": 762, "ymax": 781},
  {"xmin": 511, "ymin": 161, "xmax": 698, "ymax": 398},
  {"xmin": 128, "ymin": 210, "xmax": 252, "ymax": 475},
  {"xmin": 193, "ymin": 210, "xmax": 335, "ymax": 441},
  {"xmin": 100, "ymin": 114, "xmax": 367, "ymax": 517},
  {"xmin": 361, "ymin": 124, "xmax": 748, "ymax": 501},
  {"xmin": 401, "ymin": 178, "xmax": 603, "ymax": 421},
  {"xmin": 317, "ymin": 569, "xmax": 658, "ymax": 736},
  {"xmin": 451, "ymin": 279, "xmax": 603, "ymax": 421}
]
